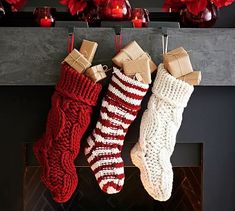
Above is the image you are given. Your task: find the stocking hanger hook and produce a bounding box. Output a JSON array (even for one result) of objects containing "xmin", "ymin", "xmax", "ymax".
[
  {"xmin": 161, "ymin": 27, "xmax": 168, "ymax": 54},
  {"xmin": 67, "ymin": 26, "xmax": 75, "ymax": 53}
]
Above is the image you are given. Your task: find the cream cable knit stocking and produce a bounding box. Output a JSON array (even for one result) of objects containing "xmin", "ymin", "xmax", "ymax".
[{"xmin": 131, "ymin": 63, "xmax": 194, "ymax": 201}]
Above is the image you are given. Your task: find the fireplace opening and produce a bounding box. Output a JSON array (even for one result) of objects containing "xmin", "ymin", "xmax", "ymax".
[{"xmin": 24, "ymin": 143, "xmax": 202, "ymax": 211}]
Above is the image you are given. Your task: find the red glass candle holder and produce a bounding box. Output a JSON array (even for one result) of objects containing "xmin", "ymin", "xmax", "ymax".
[
  {"xmin": 143, "ymin": 8, "xmax": 150, "ymax": 27},
  {"xmin": 131, "ymin": 8, "xmax": 149, "ymax": 28},
  {"xmin": 0, "ymin": 0, "xmax": 5, "ymax": 19},
  {"xmin": 180, "ymin": 1, "xmax": 218, "ymax": 28},
  {"xmin": 100, "ymin": 0, "xmax": 132, "ymax": 21},
  {"xmin": 33, "ymin": 7, "xmax": 56, "ymax": 27}
]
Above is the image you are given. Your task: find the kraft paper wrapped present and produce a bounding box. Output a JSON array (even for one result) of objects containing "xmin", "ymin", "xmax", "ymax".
[
  {"xmin": 123, "ymin": 58, "xmax": 151, "ymax": 84},
  {"xmin": 134, "ymin": 73, "xmax": 144, "ymax": 83},
  {"xmin": 163, "ymin": 47, "xmax": 193, "ymax": 78},
  {"xmin": 178, "ymin": 71, "xmax": 202, "ymax": 86},
  {"xmin": 85, "ymin": 64, "xmax": 107, "ymax": 82},
  {"xmin": 112, "ymin": 41, "xmax": 157, "ymax": 73},
  {"xmin": 79, "ymin": 39, "xmax": 98, "ymax": 63},
  {"xmin": 64, "ymin": 49, "xmax": 91, "ymax": 73}
]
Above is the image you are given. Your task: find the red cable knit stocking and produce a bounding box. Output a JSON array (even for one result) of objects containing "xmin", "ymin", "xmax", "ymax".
[
  {"xmin": 85, "ymin": 68, "xmax": 149, "ymax": 194},
  {"xmin": 33, "ymin": 63, "xmax": 102, "ymax": 203}
]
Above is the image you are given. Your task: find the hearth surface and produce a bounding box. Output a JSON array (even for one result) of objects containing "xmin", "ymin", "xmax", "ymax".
[{"xmin": 24, "ymin": 167, "xmax": 202, "ymax": 211}]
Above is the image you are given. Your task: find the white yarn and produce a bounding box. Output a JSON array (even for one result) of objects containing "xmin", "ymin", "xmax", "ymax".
[{"xmin": 131, "ymin": 63, "xmax": 194, "ymax": 201}]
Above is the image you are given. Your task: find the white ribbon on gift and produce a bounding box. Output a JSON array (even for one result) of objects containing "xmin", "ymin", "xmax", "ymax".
[
  {"xmin": 120, "ymin": 48, "xmax": 152, "ymax": 62},
  {"xmin": 69, "ymin": 53, "xmax": 87, "ymax": 70}
]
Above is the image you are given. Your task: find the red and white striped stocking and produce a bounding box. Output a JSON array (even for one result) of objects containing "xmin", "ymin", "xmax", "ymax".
[{"xmin": 85, "ymin": 68, "xmax": 149, "ymax": 194}]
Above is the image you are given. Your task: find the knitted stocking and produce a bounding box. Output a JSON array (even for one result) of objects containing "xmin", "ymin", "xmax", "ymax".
[
  {"xmin": 33, "ymin": 63, "xmax": 101, "ymax": 203},
  {"xmin": 131, "ymin": 64, "xmax": 194, "ymax": 201},
  {"xmin": 85, "ymin": 68, "xmax": 149, "ymax": 194}
]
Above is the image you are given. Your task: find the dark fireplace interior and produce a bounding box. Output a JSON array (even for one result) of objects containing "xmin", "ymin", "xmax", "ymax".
[
  {"xmin": 23, "ymin": 84, "xmax": 203, "ymax": 210},
  {"xmin": 0, "ymin": 62, "xmax": 235, "ymax": 211},
  {"xmin": 1, "ymin": 85, "xmax": 220, "ymax": 211},
  {"xmin": 23, "ymin": 86, "xmax": 203, "ymax": 211},
  {"xmin": 24, "ymin": 167, "xmax": 202, "ymax": 211}
]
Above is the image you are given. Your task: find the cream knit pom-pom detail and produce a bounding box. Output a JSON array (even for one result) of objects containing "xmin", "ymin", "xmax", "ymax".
[{"xmin": 131, "ymin": 64, "xmax": 194, "ymax": 201}]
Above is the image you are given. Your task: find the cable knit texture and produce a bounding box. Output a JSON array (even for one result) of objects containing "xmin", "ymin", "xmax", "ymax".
[
  {"xmin": 33, "ymin": 63, "xmax": 102, "ymax": 203},
  {"xmin": 85, "ymin": 68, "xmax": 149, "ymax": 194},
  {"xmin": 131, "ymin": 63, "xmax": 194, "ymax": 201}
]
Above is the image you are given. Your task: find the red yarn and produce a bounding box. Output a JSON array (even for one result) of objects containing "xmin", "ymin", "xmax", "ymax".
[{"xmin": 33, "ymin": 63, "xmax": 101, "ymax": 203}]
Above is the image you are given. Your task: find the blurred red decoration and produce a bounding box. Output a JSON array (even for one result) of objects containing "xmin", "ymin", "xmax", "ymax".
[
  {"xmin": 180, "ymin": 1, "xmax": 218, "ymax": 27},
  {"xmin": 163, "ymin": 0, "xmax": 234, "ymax": 15},
  {"xmin": 60, "ymin": 0, "xmax": 87, "ymax": 15},
  {"xmin": 5, "ymin": 0, "xmax": 26, "ymax": 11},
  {"xmin": 213, "ymin": 0, "xmax": 234, "ymax": 8},
  {"xmin": 93, "ymin": 0, "xmax": 107, "ymax": 7},
  {"xmin": 33, "ymin": 7, "xmax": 55, "ymax": 27},
  {"xmin": 99, "ymin": 0, "xmax": 132, "ymax": 20},
  {"xmin": 131, "ymin": 8, "xmax": 149, "ymax": 28}
]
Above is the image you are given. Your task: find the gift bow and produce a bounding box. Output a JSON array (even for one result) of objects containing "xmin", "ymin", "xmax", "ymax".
[
  {"xmin": 69, "ymin": 53, "xmax": 88, "ymax": 71},
  {"xmin": 120, "ymin": 48, "xmax": 152, "ymax": 61},
  {"xmin": 91, "ymin": 65, "xmax": 108, "ymax": 75},
  {"xmin": 86, "ymin": 65, "xmax": 108, "ymax": 82}
]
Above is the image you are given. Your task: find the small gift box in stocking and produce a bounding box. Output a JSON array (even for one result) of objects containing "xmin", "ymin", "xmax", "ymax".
[
  {"xmin": 85, "ymin": 64, "xmax": 107, "ymax": 82},
  {"xmin": 123, "ymin": 57, "xmax": 151, "ymax": 84},
  {"xmin": 79, "ymin": 39, "xmax": 98, "ymax": 63},
  {"xmin": 178, "ymin": 71, "xmax": 202, "ymax": 86},
  {"xmin": 163, "ymin": 47, "xmax": 193, "ymax": 78},
  {"xmin": 112, "ymin": 41, "xmax": 157, "ymax": 73},
  {"xmin": 64, "ymin": 49, "xmax": 91, "ymax": 73}
]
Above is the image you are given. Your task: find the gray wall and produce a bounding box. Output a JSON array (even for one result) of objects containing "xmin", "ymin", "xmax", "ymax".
[{"xmin": 215, "ymin": 4, "xmax": 235, "ymax": 27}]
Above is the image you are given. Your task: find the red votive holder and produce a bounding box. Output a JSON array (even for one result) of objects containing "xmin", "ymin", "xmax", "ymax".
[
  {"xmin": 100, "ymin": 0, "xmax": 132, "ymax": 21},
  {"xmin": 132, "ymin": 8, "xmax": 149, "ymax": 28},
  {"xmin": 40, "ymin": 16, "xmax": 52, "ymax": 27},
  {"xmin": 112, "ymin": 5, "xmax": 123, "ymax": 19},
  {"xmin": 34, "ymin": 7, "xmax": 55, "ymax": 27},
  {"xmin": 132, "ymin": 16, "xmax": 142, "ymax": 28}
]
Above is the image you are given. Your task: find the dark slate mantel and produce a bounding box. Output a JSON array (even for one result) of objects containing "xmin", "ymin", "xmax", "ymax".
[{"xmin": 0, "ymin": 27, "xmax": 235, "ymax": 86}]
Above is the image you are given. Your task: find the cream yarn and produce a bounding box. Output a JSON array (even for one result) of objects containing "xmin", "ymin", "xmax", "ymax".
[{"xmin": 131, "ymin": 63, "xmax": 194, "ymax": 201}]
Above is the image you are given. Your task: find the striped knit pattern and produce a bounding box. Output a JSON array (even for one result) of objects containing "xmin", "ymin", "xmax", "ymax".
[
  {"xmin": 85, "ymin": 68, "xmax": 149, "ymax": 194},
  {"xmin": 33, "ymin": 63, "xmax": 102, "ymax": 203}
]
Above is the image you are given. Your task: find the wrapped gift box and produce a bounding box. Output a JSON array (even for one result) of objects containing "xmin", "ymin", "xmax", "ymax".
[
  {"xmin": 123, "ymin": 58, "xmax": 151, "ymax": 84},
  {"xmin": 112, "ymin": 41, "xmax": 157, "ymax": 73},
  {"xmin": 64, "ymin": 49, "xmax": 91, "ymax": 73},
  {"xmin": 79, "ymin": 39, "xmax": 98, "ymax": 63},
  {"xmin": 163, "ymin": 47, "xmax": 193, "ymax": 78},
  {"xmin": 178, "ymin": 71, "xmax": 202, "ymax": 86},
  {"xmin": 85, "ymin": 64, "xmax": 107, "ymax": 82}
]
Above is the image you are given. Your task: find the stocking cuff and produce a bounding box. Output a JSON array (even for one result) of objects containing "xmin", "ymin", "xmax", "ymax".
[
  {"xmin": 106, "ymin": 68, "xmax": 149, "ymax": 110},
  {"xmin": 152, "ymin": 64, "xmax": 194, "ymax": 107},
  {"xmin": 56, "ymin": 63, "xmax": 102, "ymax": 106}
]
